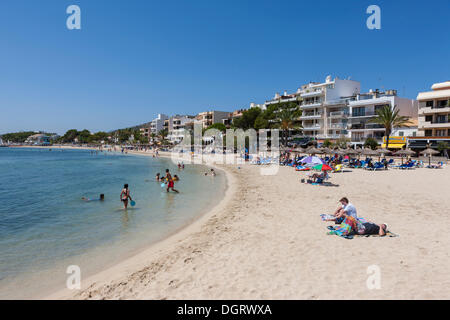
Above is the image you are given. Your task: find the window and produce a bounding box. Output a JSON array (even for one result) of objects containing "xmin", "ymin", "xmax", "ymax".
[
  {"xmin": 426, "ymin": 100, "xmax": 433, "ymax": 107},
  {"xmin": 436, "ymin": 115, "xmax": 447, "ymax": 123},
  {"xmin": 425, "ymin": 115, "xmax": 432, "ymax": 122},
  {"xmin": 412, "ymin": 132, "xmax": 416, "ymax": 137},
  {"xmin": 438, "ymin": 100, "xmax": 448, "ymax": 107},
  {"xmin": 399, "ymin": 131, "xmax": 404, "ymax": 136},
  {"xmin": 436, "ymin": 130, "xmax": 447, "ymax": 137},
  {"xmin": 425, "ymin": 130, "xmax": 433, "ymax": 137},
  {"xmin": 352, "ymin": 107, "xmax": 365, "ymax": 117}
]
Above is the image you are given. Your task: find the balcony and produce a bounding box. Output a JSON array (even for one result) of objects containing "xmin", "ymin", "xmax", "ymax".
[
  {"xmin": 299, "ymin": 112, "xmax": 323, "ymax": 120},
  {"xmin": 300, "ymin": 89, "xmax": 323, "ymax": 98},
  {"xmin": 302, "ymin": 124, "xmax": 322, "ymax": 130},
  {"xmin": 328, "ymin": 123, "xmax": 346, "ymax": 129},
  {"xmin": 419, "ymin": 106, "xmax": 450, "ymax": 115},
  {"xmin": 301, "ymin": 102, "xmax": 322, "ymax": 109},
  {"xmin": 328, "ymin": 111, "xmax": 349, "ymax": 118},
  {"xmin": 349, "ymin": 111, "xmax": 377, "ymax": 118},
  {"xmin": 419, "ymin": 120, "xmax": 450, "ymax": 129}
]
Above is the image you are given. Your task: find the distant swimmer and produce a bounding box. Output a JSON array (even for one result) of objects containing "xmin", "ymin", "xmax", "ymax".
[
  {"xmin": 82, "ymin": 194, "xmax": 105, "ymax": 202},
  {"xmin": 210, "ymin": 169, "xmax": 216, "ymax": 176},
  {"xmin": 120, "ymin": 184, "xmax": 133, "ymax": 209},
  {"xmin": 165, "ymin": 169, "xmax": 179, "ymax": 193},
  {"xmin": 173, "ymin": 175, "xmax": 180, "ymax": 181},
  {"xmin": 156, "ymin": 173, "xmax": 161, "ymax": 181}
]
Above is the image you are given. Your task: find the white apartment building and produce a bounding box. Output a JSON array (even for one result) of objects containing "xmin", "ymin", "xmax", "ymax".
[
  {"xmin": 347, "ymin": 90, "xmax": 418, "ymax": 146},
  {"xmin": 416, "ymin": 81, "xmax": 450, "ymax": 138},
  {"xmin": 195, "ymin": 110, "xmax": 230, "ymax": 129},
  {"xmin": 167, "ymin": 115, "xmax": 195, "ymax": 143},
  {"xmin": 298, "ymin": 76, "xmax": 360, "ymax": 140},
  {"xmin": 150, "ymin": 114, "xmax": 169, "ymax": 134}
]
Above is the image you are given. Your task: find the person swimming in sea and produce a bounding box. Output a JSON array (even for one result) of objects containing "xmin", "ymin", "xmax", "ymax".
[
  {"xmin": 120, "ymin": 184, "xmax": 132, "ymax": 209},
  {"xmin": 210, "ymin": 169, "xmax": 216, "ymax": 176},
  {"xmin": 173, "ymin": 174, "xmax": 180, "ymax": 181},
  {"xmin": 156, "ymin": 173, "xmax": 161, "ymax": 181},
  {"xmin": 165, "ymin": 169, "xmax": 179, "ymax": 193},
  {"xmin": 82, "ymin": 194, "xmax": 105, "ymax": 202}
]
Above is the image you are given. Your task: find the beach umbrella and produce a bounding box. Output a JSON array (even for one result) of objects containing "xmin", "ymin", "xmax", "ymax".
[
  {"xmin": 293, "ymin": 147, "xmax": 305, "ymax": 153},
  {"xmin": 420, "ymin": 148, "xmax": 439, "ymax": 166},
  {"xmin": 362, "ymin": 148, "xmax": 378, "ymax": 156},
  {"xmin": 394, "ymin": 148, "xmax": 416, "ymax": 164},
  {"xmin": 312, "ymin": 164, "xmax": 333, "ymax": 171},
  {"xmin": 320, "ymin": 147, "xmax": 332, "ymax": 154},
  {"xmin": 302, "ymin": 156, "xmax": 326, "ymax": 166},
  {"xmin": 305, "ymin": 146, "xmax": 323, "ymax": 155},
  {"xmin": 376, "ymin": 148, "xmax": 391, "ymax": 162}
]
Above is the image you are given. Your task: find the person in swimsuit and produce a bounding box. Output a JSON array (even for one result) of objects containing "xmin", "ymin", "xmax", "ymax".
[
  {"xmin": 120, "ymin": 184, "xmax": 132, "ymax": 209},
  {"xmin": 156, "ymin": 173, "xmax": 161, "ymax": 181},
  {"xmin": 165, "ymin": 169, "xmax": 179, "ymax": 193}
]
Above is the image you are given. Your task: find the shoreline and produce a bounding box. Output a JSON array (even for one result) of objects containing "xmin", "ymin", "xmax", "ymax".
[
  {"xmin": 8, "ymin": 146, "xmax": 450, "ymax": 299},
  {"xmin": 43, "ymin": 147, "xmax": 236, "ymax": 300}
]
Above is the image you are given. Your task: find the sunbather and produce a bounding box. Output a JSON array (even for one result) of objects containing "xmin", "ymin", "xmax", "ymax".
[
  {"xmin": 330, "ymin": 197, "xmax": 357, "ymax": 223},
  {"xmin": 358, "ymin": 222, "xmax": 387, "ymax": 236}
]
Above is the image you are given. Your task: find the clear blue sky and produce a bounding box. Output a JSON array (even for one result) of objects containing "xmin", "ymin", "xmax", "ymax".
[{"xmin": 1, "ymin": 0, "xmax": 449, "ymax": 134}]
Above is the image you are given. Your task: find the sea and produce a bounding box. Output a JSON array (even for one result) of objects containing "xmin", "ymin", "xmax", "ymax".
[{"xmin": 0, "ymin": 147, "xmax": 227, "ymax": 299}]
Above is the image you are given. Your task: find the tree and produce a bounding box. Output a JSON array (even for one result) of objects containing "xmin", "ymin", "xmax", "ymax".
[
  {"xmin": 205, "ymin": 123, "xmax": 226, "ymax": 133},
  {"xmin": 364, "ymin": 137, "xmax": 379, "ymax": 150},
  {"xmin": 232, "ymin": 107, "xmax": 262, "ymax": 130},
  {"xmin": 437, "ymin": 141, "xmax": 449, "ymax": 158},
  {"xmin": 369, "ymin": 105, "xmax": 410, "ymax": 149},
  {"xmin": 158, "ymin": 129, "xmax": 168, "ymax": 142},
  {"xmin": 78, "ymin": 129, "xmax": 92, "ymax": 143},
  {"xmin": 334, "ymin": 137, "xmax": 351, "ymax": 149},
  {"xmin": 322, "ymin": 139, "xmax": 332, "ymax": 148},
  {"xmin": 254, "ymin": 115, "xmax": 269, "ymax": 130},
  {"xmin": 1, "ymin": 131, "xmax": 36, "ymax": 143},
  {"xmin": 274, "ymin": 108, "xmax": 302, "ymax": 146}
]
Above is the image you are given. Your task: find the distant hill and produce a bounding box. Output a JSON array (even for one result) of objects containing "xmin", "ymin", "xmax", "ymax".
[{"xmin": 109, "ymin": 121, "xmax": 153, "ymax": 134}]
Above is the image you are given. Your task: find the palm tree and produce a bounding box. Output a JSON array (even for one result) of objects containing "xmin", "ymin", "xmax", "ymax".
[
  {"xmin": 158, "ymin": 129, "xmax": 168, "ymax": 142},
  {"xmin": 274, "ymin": 108, "xmax": 302, "ymax": 146},
  {"xmin": 150, "ymin": 133, "xmax": 156, "ymax": 145},
  {"xmin": 369, "ymin": 105, "xmax": 410, "ymax": 149}
]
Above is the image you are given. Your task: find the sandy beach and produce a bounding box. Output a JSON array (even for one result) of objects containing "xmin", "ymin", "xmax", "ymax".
[{"xmin": 44, "ymin": 148, "xmax": 450, "ymax": 300}]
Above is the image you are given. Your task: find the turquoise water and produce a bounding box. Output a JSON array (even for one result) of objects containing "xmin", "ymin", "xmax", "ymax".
[{"xmin": 0, "ymin": 147, "xmax": 227, "ymax": 299}]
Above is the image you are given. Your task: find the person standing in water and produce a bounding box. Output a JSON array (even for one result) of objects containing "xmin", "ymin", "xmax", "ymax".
[
  {"xmin": 165, "ymin": 169, "xmax": 179, "ymax": 193},
  {"xmin": 120, "ymin": 184, "xmax": 133, "ymax": 209}
]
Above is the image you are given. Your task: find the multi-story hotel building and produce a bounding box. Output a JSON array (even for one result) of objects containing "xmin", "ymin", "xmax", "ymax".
[
  {"xmin": 347, "ymin": 89, "xmax": 418, "ymax": 146},
  {"xmin": 150, "ymin": 114, "xmax": 169, "ymax": 135},
  {"xmin": 417, "ymin": 81, "xmax": 450, "ymax": 137},
  {"xmin": 298, "ymin": 76, "xmax": 360, "ymax": 140},
  {"xmin": 167, "ymin": 115, "xmax": 196, "ymax": 143},
  {"xmin": 408, "ymin": 81, "xmax": 450, "ymax": 149},
  {"xmin": 223, "ymin": 109, "xmax": 245, "ymax": 128},
  {"xmin": 263, "ymin": 76, "xmax": 360, "ymax": 140},
  {"xmin": 195, "ymin": 110, "xmax": 230, "ymax": 129}
]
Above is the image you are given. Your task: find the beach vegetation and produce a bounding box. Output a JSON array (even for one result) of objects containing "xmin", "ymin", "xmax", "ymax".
[
  {"xmin": 322, "ymin": 139, "xmax": 332, "ymax": 148},
  {"xmin": 0, "ymin": 131, "xmax": 39, "ymax": 143},
  {"xmin": 437, "ymin": 141, "xmax": 449, "ymax": 158},
  {"xmin": 364, "ymin": 137, "xmax": 379, "ymax": 150},
  {"xmin": 204, "ymin": 123, "xmax": 226, "ymax": 133},
  {"xmin": 369, "ymin": 105, "xmax": 410, "ymax": 149}
]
